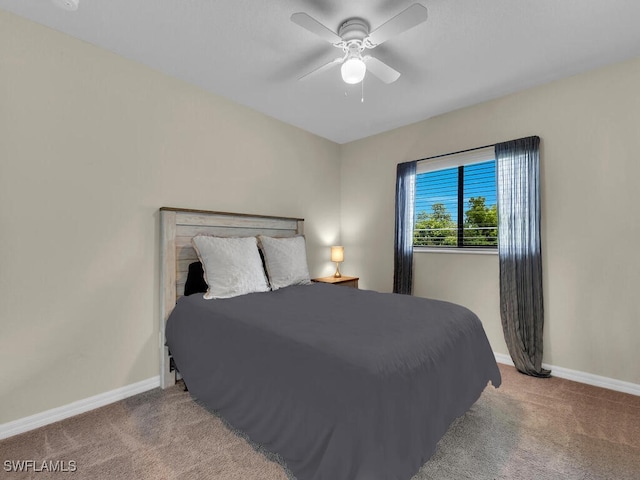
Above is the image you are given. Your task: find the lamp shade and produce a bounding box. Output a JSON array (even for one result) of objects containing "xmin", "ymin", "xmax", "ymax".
[
  {"xmin": 341, "ymin": 58, "xmax": 366, "ymax": 84},
  {"xmin": 330, "ymin": 246, "xmax": 344, "ymax": 263}
]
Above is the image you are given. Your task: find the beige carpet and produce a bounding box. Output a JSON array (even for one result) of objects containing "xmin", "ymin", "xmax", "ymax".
[{"xmin": 2, "ymin": 364, "xmax": 639, "ymax": 479}]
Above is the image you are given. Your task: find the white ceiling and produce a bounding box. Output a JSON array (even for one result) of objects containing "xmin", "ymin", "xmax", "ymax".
[{"xmin": 2, "ymin": 0, "xmax": 640, "ymax": 144}]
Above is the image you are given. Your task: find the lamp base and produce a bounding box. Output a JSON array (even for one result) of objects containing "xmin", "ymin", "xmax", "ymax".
[{"xmin": 333, "ymin": 263, "xmax": 342, "ymax": 278}]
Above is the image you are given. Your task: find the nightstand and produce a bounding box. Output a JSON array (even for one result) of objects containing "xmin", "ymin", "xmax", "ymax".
[{"xmin": 312, "ymin": 276, "xmax": 359, "ymax": 289}]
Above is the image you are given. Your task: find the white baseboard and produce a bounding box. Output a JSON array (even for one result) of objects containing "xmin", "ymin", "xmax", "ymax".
[
  {"xmin": 494, "ymin": 352, "xmax": 640, "ymax": 396},
  {"xmin": 0, "ymin": 376, "xmax": 160, "ymax": 440}
]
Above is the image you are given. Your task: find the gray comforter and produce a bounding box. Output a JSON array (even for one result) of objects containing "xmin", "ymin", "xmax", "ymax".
[{"xmin": 166, "ymin": 283, "xmax": 501, "ymax": 480}]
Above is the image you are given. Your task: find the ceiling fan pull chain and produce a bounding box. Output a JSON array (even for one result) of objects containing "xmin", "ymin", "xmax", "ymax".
[{"xmin": 361, "ymin": 76, "xmax": 365, "ymax": 103}]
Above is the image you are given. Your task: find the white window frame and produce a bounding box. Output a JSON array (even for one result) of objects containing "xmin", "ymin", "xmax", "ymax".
[{"xmin": 414, "ymin": 146, "xmax": 498, "ymax": 254}]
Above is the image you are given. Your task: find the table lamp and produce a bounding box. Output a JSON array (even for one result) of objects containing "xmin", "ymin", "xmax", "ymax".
[{"xmin": 331, "ymin": 246, "xmax": 344, "ymax": 278}]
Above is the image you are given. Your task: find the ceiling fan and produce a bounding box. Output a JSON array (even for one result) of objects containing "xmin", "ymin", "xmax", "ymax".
[{"xmin": 291, "ymin": 3, "xmax": 428, "ymax": 85}]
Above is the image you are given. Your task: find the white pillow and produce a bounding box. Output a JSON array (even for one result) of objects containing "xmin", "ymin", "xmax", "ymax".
[
  {"xmin": 258, "ymin": 235, "xmax": 312, "ymax": 291},
  {"xmin": 191, "ymin": 235, "xmax": 270, "ymax": 299}
]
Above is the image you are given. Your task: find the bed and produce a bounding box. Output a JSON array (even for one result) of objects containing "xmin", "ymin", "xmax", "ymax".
[{"xmin": 159, "ymin": 207, "xmax": 501, "ymax": 480}]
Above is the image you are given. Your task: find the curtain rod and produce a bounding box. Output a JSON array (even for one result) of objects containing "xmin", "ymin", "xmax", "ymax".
[
  {"xmin": 402, "ymin": 135, "xmax": 539, "ymax": 165},
  {"xmin": 417, "ymin": 142, "xmax": 496, "ymax": 162},
  {"xmin": 397, "ymin": 143, "xmax": 494, "ymax": 167}
]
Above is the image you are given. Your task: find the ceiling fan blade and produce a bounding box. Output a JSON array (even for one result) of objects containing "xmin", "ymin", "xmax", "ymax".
[
  {"xmin": 367, "ymin": 3, "xmax": 428, "ymax": 47},
  {"xmin": 291, "ymin": 12, "xmax": 343, "ymax": 44},
  {"xmin": 298, "ymin": 57, "xmax": 343, "ymax": 81},
  {"xmin": 364, "ymin": 56, "xmax": 401, "ymax": 84}
]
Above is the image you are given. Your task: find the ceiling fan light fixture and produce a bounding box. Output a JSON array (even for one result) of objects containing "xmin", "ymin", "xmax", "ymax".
[{"xmin": 341, "ymin": 57, "xmax": 366, "ymax": 84}]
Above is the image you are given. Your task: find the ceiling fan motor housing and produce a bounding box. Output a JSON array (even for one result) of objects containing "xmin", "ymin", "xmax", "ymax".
[{"xmin": 338, "ymin": 18, "xmax": 370, "ymax": 43}]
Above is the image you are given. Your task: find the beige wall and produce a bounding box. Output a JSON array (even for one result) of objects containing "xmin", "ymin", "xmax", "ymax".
[
  {"xmin": 341, "ymin": 57, "xmax": 640, "ymax": 385},
  {"xmin": 0, "ymin": 11, "xmax": 341, "ymax": 423}
]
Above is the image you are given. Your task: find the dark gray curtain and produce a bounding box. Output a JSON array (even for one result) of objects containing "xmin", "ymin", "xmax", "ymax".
[
  {"xmin": 496, "ymin": 136, "xmax": 550, "ymax": 377},
  {"xmin": 393, "ymin": 161, "xmax": 416, "ymax": 295}
]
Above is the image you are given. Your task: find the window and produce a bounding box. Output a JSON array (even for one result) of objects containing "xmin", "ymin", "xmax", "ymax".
[{"xmin": 414, "ymin": 147, "xmax": 497, "ymax": 248}]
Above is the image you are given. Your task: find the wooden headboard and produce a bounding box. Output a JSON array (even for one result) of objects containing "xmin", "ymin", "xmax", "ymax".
[{"xmin": 159, "ymin": 207, "xmax": 304, "ymax": 388}]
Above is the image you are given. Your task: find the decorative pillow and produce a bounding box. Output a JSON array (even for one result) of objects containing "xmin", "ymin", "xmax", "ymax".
[
  {"xmin": 191, "ymin": 235, "xmax": 270, "ymax": 299},
  {"xmin": 184, "ymin": 261, "xmax": 208, "ymax": 296},
  {"xmin": 258, "ymin": 235, "xmax": 312, "ymax": 291}
]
